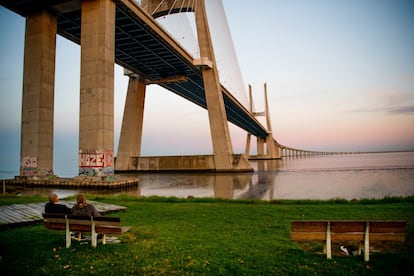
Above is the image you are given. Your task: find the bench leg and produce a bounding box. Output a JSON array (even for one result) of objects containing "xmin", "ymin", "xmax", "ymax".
[
  {"xmin": 326, "ymin": 222, "xmax": 332, "ymax": 259},
  {"xmin": 91, "ymin": 217, "xmax": 97, "ymax": 248},
  {"xmin": 65, "ymin": 216, "xmax": 71, "ymax": 248},
  {"xmin": 102, "ymin": 234, "xmax": 107, "ymax": 245},
  {"xmin": 364, "ymin": 222, "xmax": 370, "ymax": 262}
]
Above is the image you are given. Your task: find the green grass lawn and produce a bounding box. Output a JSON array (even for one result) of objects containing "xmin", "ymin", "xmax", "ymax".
[{"xmin": 1, "ymin": 195, "xmax": 413, "ymax": 275}]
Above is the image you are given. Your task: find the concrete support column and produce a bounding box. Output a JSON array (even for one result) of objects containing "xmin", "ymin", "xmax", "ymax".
[
  {"xmin": 115, "ymin": 75, "xmax": 146, "ymax": 171},
  {"xmin": 257, "ymin": 137, "xmax": 265, "ymax": 157},
  {"xmin": 79, "ymin": 0, "xmax": 115, "ymax": 177},
  {"xmin": 265, "ymin": 135, "xmax": 279, "ymax": 158},
  {"xmin": 245, "ymin": 133, "xmax": 251, "ymax": 157},
  {"xmin": 20, "ymin": 10, "xmax": 57, "ymax": 177},
  {"xmin": 194, "ymin": 0, "xmax": 233, "ymax": 170}
]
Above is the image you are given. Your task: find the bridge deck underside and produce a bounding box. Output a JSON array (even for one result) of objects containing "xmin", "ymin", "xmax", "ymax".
[{"xmin": 2, "ymin": 0, "xmax": 267, "ymax": 138}]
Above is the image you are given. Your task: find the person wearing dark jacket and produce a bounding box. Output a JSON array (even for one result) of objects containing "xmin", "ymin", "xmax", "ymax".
[
  {"xmin": 72, "ymin": 193, "xmax": 100, "ymax": 217},
  {"xmin": 45, "ymin": 192, "xmax": 72, "ymax": 214}
]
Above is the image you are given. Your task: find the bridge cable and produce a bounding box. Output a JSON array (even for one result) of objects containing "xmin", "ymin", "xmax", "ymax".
[
  {"xmin": 192, "ymin": 0, "xmax": 197, "ymax": 14},
  {"xmin": 167, "ymin": 0, "xmax": 179, "ymax": 15},
  {"xmin": 151, "ymin": 0, "xmax": 166, "ymax": 16},
  {"xmin": 178, "ymin": 0, "xmax": 186, "ymax": 13}
]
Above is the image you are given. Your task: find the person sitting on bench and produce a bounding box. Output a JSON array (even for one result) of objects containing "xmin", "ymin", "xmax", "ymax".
[
  {"xmin": 72, "ymin": 193, "xmax": 100, "ymax": 217},
  {"xmin": 45, "ymin": 192, "xmax": 72, "ymax": 214}
]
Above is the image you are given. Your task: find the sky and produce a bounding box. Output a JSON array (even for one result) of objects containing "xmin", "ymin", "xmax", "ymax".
[{"xmin": 1, "ymin": 0, "xmax": 414, "ymax": 171}]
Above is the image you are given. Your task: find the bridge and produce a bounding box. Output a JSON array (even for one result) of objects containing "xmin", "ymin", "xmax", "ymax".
[{"xmin": 1, "ymin": 0, "xmax": 340, "ymax": 178}]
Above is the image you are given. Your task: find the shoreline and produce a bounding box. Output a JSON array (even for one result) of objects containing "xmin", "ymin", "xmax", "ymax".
[{"xmin": 1, "ymin": 176, "xmax": 139, "ymax": 190}]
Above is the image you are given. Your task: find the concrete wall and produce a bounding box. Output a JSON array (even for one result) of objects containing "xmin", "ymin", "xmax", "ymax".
[{"xmin": 125, "ymin": 155, "xmax": 253, "ymax": 172}]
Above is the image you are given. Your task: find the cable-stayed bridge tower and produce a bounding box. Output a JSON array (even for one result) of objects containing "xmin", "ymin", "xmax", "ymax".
[
  {"xmin": 246, "ymin": 83, "xmax": 281, "ymax": 159},
  {"xmin": 116, "ymin": 0, "xmax": 254, "ymax": 172}
]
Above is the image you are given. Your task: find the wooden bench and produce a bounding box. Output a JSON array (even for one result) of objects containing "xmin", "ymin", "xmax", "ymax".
[
  {"xmin": 43, "ymin": 213, "xmax": 131, "ymax": 248},
  {"xmin": 291, "ymin": 220, "xmax": 406, "ymax": 261}
]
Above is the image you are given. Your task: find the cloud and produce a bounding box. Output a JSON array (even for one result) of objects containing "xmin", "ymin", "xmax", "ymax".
[
  {"xmin": 344, "ymin": 104, "xmax": 414, "ymax": 115},
  {"xmin": 386, "ymin": 105, "xmax": 414, "ymax": 115}
]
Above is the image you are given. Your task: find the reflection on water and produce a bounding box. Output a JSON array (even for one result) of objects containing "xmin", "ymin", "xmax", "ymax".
[{"xmin": 10, "ymin": 152, "xmax": 414, "ymax": 200}]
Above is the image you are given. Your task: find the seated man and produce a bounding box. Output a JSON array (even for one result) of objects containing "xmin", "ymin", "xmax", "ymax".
[{"xmin": 45, "ymin": 192, "xmax": 72, "ymax": 214}]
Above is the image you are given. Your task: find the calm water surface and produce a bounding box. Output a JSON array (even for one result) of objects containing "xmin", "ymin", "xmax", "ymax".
[{"xmin": 2, "ymin": 152, "xmax": 414, "ymax": 200}]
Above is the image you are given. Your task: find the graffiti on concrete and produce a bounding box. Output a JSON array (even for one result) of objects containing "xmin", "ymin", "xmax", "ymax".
[
  {"xmin": 78, "ymin": 149, "xmax": 114, "ymax": 176},
  {"xmin": 21, "ymin": 156, "xmax": 38, "ymax": 176}
]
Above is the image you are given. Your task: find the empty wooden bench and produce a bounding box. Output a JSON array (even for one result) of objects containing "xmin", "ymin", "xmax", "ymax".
[
  {"xmin": 291, "ymin": 220, "xmax": 406, "ymax": 261},
  {"xmin": 43, "ymin": 213, "xmax": 131, "ymax": 248}
]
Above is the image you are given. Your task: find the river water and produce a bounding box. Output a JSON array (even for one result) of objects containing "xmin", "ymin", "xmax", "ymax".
[{"xmin": 1, "ymin": 151, "xmax": 414, "ymax": 200}]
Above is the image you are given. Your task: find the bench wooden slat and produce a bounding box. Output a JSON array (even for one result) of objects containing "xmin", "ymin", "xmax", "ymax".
[
  {"xmin": 291, "ymin": 221, "xmax": 327, "ymax": 232},
  {"xmin": 96, "ymin": 225, "xmax": 130, "ymax": 234},
  {"xmin": 44, "ymin": 223, "xmax": 128, "ymax": 234},
  {"xmin": 291, "ymin": 232, "xmax": 405, "ymax": 242},
  {"xmin": 369, "ymin": 221, "xmax": 406, "ymax": 233},
  {"xmin": 44, "ymin": 218, "xmax": 122, "ymax": 227},
  {"xmin": 370, "ymin": 233, "xmax": 406, "ymax": 242},
  {"xmin": 291, "ymin": 220, "xmax": 406, "ymax": 234},
  {"xmin": 291, "ymin": 232, "xmax": 326, "ymax": 241},
  {"xmin": 43, "ymin": 214, "xmax": 121, "ymax": 222},
  {"xmin": 68, "ymin": 219, "xmax": 121, "ymax": 227},
  {"xmin": 330, "ymin": 221, "xmax": 365, "ymax": 232}
]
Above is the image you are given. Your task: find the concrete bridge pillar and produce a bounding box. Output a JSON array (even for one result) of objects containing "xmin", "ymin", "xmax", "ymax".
[
  {"xmin": 20, "ymin": 10, "xmax": 57, "ymax": 177},
  {"xmin": 115, "ymin": 73, "xmax": 146, "ymax": 171},
  {"xmin": 78, "ymin": 0, "xmax": 116, "ymax": 177},
  {"xmin": 265, "ymin": 135, "xmax": 279, "ymax": 158},
  {"xmin": 194, "ymin": 0, "xmax": 234, "ymax": 170},
  {"xmin": 257, "ymin": 137, "xmax": 265, "ymax": 157},
  {"xmin": 245, "ymin": 133, "xmax": 252, "ymax": 156}
]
